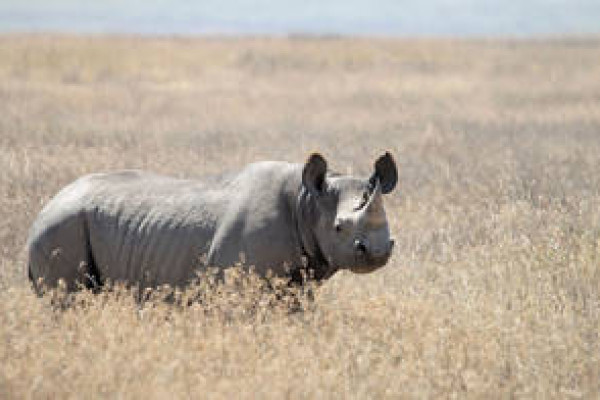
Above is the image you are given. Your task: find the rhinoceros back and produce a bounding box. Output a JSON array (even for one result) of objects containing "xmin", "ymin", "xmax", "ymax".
[{"xmin": 28, "ymin": 170, "xmax": 223, "ymax": 291}]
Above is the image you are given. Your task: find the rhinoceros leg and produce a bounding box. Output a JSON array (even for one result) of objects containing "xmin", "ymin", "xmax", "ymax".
[
  {"xmin": 205, "ymin": 216, "xmax": 246, "ymax": 270},
  {"xmin": 28, "ymin": 212, "xmax": 101, "ymax": 293}
]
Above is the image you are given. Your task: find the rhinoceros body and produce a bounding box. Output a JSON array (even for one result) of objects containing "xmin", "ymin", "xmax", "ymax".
[{"xmin": 28, "ymin": 153, "xmax": 397, "ymax": 292}]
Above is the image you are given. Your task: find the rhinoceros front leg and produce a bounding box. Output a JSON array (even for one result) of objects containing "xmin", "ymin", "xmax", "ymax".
[{"xmin": 205, "ymin": 216, "xmax": 247, "ymax": 270}]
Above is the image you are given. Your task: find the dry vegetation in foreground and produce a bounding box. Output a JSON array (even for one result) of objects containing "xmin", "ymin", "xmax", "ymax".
[{"xmin": 1, "ymin": 35, "xmax": 600, "ymax": 398}]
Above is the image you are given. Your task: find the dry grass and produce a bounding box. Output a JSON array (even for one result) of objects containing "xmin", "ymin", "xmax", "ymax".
[{"xmin": 1, "ymin": 34, "xmax": 600, "ymax": 398}]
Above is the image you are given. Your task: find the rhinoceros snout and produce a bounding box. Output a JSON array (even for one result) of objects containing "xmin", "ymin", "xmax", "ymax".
[
  {"xmin": 354, "ymin": 238, "xmax": 394, "ymax": 258},
  {"xmin": 350, "ymin": 238, "xmax": 394, "ymax": 274},
  {"xmin": 372, "ymin": 239, "xmax": 394, "ymax": 264}
]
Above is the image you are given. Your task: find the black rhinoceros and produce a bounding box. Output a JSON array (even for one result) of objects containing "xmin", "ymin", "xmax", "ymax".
[{"xmin": 28, "ymin": 153, "xmax": 397, "ymax": 292}]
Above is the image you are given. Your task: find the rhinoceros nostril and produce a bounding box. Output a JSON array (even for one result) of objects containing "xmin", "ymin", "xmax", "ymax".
[
  {"xmin": 354, "ymin": 239, "xmax": 367, "ymax": 254},
  {"xmin": 389, "ymin": 239, "xmax": 395, "ymax": 251}
]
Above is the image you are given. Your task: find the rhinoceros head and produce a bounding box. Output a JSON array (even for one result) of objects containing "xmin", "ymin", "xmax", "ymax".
[{"xmin": 298, "ymin": 152, "xmax": 397, "ymax": 276}]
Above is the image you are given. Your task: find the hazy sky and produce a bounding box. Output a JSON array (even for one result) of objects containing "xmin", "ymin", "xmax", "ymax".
[{"xmin": 1, "ymin": 0, "xmax": 599, "ymax": 36}]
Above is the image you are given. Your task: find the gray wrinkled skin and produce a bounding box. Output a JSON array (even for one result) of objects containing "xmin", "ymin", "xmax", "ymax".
[{"xmin": 27, "ymin": 153, "xmax": 397, "ymax": 292}]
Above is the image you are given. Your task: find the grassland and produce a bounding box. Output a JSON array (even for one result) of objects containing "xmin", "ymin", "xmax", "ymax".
[{"xmin": 1, "ymin": 35, "xmax": 600, "ymax": 398}]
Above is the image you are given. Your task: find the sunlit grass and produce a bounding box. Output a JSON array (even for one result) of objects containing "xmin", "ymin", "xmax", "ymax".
[{"xmin": 1, "ymin": 35, "xmax": 600, "ymax": 398}]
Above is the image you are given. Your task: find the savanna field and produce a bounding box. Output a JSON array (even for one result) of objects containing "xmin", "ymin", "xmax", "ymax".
[{"xmin": 1, "ymin": 35, "xmax": 600, "ymax": 398}]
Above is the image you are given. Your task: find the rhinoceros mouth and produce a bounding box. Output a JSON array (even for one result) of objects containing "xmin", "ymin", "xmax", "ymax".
[{"xmin": 350, "ymin": 251, "xmax": 391, "ymax": 274}]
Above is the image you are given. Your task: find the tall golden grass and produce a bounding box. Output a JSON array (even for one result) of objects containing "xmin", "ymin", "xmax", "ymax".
[{"xmin": 1, "ymin": 35, "xmax": 600, "ymax": 398}]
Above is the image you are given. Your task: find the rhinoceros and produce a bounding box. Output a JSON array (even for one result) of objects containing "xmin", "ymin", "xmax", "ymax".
[{"xmin": 27, "ymin": 153, "xmax": 397, "ymax": 292}]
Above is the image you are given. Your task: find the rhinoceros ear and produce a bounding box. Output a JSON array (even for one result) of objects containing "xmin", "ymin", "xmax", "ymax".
[
  {"xmin": 302, "ymin": 153, "xmax": 327, "ymax": 194},
  {"xmin": 371, "ymin": 152, "xmax": 397, "ymax": 194}
]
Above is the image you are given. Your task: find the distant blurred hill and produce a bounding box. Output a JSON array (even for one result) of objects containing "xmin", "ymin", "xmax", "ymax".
[{"xmin": 1, "ymin": 0, "xmax": 599, "ymax": 36}]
